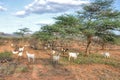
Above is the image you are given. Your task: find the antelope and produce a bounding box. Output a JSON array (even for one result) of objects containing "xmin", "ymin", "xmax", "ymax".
[
  {"xmin": 68, "ymin": 52, "xmax": 79, "ymax": 61},
  {"xmin": 26, "ymin": 51, "xmax": 35, "ymax": 63}
]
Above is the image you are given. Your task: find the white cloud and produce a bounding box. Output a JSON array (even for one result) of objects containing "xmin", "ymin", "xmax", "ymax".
[
  {"xmin": 15, "ymin": 0, "xmax": 89, "ymax": 17},
  {"xmin": 0, "ymin": 6, "xmax": 7, "ymax": 11},
  {"xmin": 47, "ymin": 0, "xmax": 89, "ymax": 5},
  {"xmin": 14, "ymin": 10, "xmax": 29, "ymax": 17}
]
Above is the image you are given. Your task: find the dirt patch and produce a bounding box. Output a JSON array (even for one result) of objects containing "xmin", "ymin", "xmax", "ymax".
[
  {"xmin": 0, "ymin": 42, "xmax": 120, "ymax": 80},
  {"xmin": 68, "ymin": 64, "xmax": 120, "ymax": 80},
  {"xmin": 3, "ymin": 63, "xmax": 120, "ymax": 80}
]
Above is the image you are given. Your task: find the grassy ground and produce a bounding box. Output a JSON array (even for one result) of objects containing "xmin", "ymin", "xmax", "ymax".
[
  {"xmin": 0, "ymin": 50, "xmax": 120, "ymax": 80},
  {"xmin": 61, "ymin": 52, "xmax": 120, "ymax": 68}
]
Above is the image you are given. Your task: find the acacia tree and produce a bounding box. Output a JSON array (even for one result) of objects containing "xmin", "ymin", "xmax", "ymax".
[
  {"xmin": 77, "ymin": 0, "xmax": 120, "ymax": 55},
  {"xmin": 33, "ymin": 14, "xmax": 80, "ymax": 48},
  {"xmin": 54, "ymin": 14, "xmax": 80, "ymax": 36},
  {"xmin": 33, "ymin": 25, "xmax": 56, "ymax": 41},
  {"xmin": 14, "ymin": 27, "xmax": 31, "ymax": 44},
  {"xmin": 54, "ymin": 14, "xmax": 81, "ymax": 46},
  {"xmin": 33, "ymin": 0, "xmax": 120, "ymax": 52},
  {"xmin": 33, "ymin": 25, "xmax": 58, "ymax": 48},
  {"xmin": 14, "ymin": 27, "xmax": 31, "ymax": 37}
]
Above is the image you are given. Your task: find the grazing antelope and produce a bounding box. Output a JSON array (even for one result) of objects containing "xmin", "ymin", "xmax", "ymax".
[
  {"xmin": 18, "ymin": 51, "xmax": 23, "ymax": 57},
  {"xmin": 17, "ymin": 51, "xmax": 23, "ymax": 60},
  {"xmin": 61, "ymin": 48, "xmax": 68, "ymax": 55},
  {"xmin": 52, "ymin": 54, "xmax": 60, "ymax": 64},
  {"xmin": 68, "ymin": 52, "xmax": 79, "ymax": 61},
  {"xmin": 52, "ymin": 50, "xmax": 56, "ymax": 55},
  {"xmin": 12, "ymin": 50, "xmax": 18, "ymax": 54},
  {"xmin": 101, "ymin": 52, "xmax": 110, "ymax": 58}
]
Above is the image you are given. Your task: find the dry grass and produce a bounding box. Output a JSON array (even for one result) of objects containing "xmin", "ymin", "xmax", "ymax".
[{"xmin": 61, "ymin": 52, "xmax": 120, "ymax": 68}]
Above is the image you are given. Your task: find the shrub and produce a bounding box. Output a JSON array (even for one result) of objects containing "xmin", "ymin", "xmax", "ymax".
[
  {"xmin": 15, "ymin": 64, "xmax": 29, "ymax": 73},
  {"xmin": 0, "ymin": 52, "xmax": 13, "ymax": 61}
]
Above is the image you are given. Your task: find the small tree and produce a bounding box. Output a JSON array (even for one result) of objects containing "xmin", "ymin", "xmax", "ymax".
[
  {"xmin": 33, "ymin": 15, "xmax": 80, "ymax": 48},
  {"xmin": 32, "ymin": 25, "xmax": 56, "ymax": 48},
  {"xmin": 14, "ymin": 27, "xmax": 31, "ymax": 44},
  {"xmin": 54, "ymin": 14, "xmax": 81, "ymax": 47},
  {"xmin": 14, "ymin": 27, "xmax": 31, "ymax": 37}
]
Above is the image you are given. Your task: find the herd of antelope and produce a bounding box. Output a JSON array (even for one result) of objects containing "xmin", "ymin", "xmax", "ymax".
[{"xmin": 10, "ymin": 43, "xmax": 110, "ymax": 64}]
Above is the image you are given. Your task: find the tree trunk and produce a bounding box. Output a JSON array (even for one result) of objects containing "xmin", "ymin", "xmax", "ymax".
[
  {"xmin": 85, "ymin": 40, "xmax": 91, "ymax": 56},
  {"xmin": 101, "ymin": 42, "xmax": 105, "ymax": 50},
  {"xmin": 85, "ymin": 36, "xmax": 92, "ymax": 56}
]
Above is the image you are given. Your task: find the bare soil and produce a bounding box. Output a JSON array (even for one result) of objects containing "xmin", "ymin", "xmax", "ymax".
[{"xmin": 0, "ymin": 42, "xmax": 120, "ymax": 80}]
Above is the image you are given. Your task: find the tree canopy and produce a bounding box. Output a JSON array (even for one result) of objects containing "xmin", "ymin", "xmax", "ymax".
[{"xmin": 33, "ymin": 0, "xmax": 120, "ymax": 54}]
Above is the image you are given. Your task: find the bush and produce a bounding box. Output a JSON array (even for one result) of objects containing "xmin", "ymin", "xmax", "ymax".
[
  {"xmin": 0, "ymin": 52, "xmax": 13, "ymax": 61},
  {"xmin": 16, "ymin": 65, "xmax": 28, "ymax": 73}
]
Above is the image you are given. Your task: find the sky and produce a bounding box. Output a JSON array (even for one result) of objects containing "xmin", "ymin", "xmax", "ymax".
[{"xmin": 0, "ymin": 0, "xmax": 120, "ymax": 34}]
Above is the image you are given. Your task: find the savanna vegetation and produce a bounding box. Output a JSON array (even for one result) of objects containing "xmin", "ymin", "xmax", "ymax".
[
  {"xmin": 0, "ymin": 0, "xmax": 120, "ymax": 80},
  {"xmin": 32, "ymin": 0, "xmax": 120, "ymax": 54}
]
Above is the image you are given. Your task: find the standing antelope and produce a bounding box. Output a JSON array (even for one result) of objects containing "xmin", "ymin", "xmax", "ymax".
[
  {"xmin": 26, "ymin": 51, "xmax": 35, "ymax": 63},
  {"xmin": 19, "ymin": 47, "xmax": 24, "ymax": 52},
  {"xmin": 68, "ymin": 52, "xmax": 79, "ymax": 61},
  {"xmin": 101, "ymin": 52, "xmax": 110, "ymax": 58}
]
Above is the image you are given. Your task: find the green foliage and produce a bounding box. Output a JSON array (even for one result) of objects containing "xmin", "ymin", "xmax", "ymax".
[
  {"xmin": 114, "ymin": 36, "xmax": 120, "ymax": 45},
  {"xmin": 77, "ymin": 53, "xmax": 119, "ymax": 68},
  {"xmin": 54, "ymin": 14, "xmax": 79, "ymax": 27},
  {"xmin": 54, "ymin": 14, "xmax": 81, "ymax": 38},
  {"xmin": 32, "ymin": 25, "xmax": 57, "ymax": 42},
  {"xmin": 19, "ymin": 27, "xmax": 31, "ymax": 33},
  {"xmin": 0, "ymin": 52, "xmax": 12, "ymax": 60},
  {"xmin": 14, "ymin": 27, "xmax": 31, "ymax": 37},
  {"xmin": 77, "ymin": 0, "xmax": 120, "ymax": 54},
  {"xmin": 62, "ymin": 53, "xmax": 120, "ymax": 68},
  {"xmin": 32, "ymin": 14, "xmax": 81, "ymax": 42},
  {"xmin": 32, "ymin": 0, "xmax": 120, "ymax": 53},
  {"xmin": 78, "ymin": 0, "xmax": 120, "ymax": 36},
  {"xmin": 33, "ymin": 31, "xmax": 54, "ymax": 41},
  {"xmin": 16, "ymin": 66, "xmax": 28, "ymax": 73}
]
